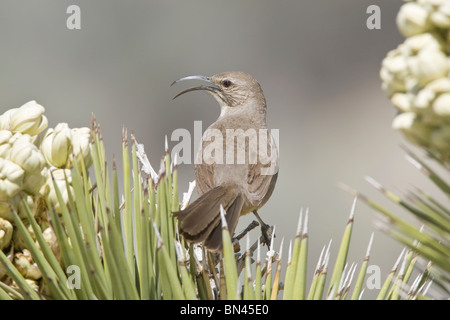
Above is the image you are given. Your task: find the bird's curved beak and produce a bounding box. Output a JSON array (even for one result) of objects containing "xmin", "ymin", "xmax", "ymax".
[{"xmin": 171, "ymin": 75, "xmax": 228, "ymax": 104}]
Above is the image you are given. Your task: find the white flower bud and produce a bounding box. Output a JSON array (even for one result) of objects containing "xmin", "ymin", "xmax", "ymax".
[
  {"xmin": 0, "ymin": 130, "xmax": 13, "ymax": 158},
  {"xmin": 25, "ymin": 279, "xmax": 40, "ymax": 292},
  {"xmin": 414, "ymin": 86, "xmax": 436, "ymax": 110},
  {"xmin": 430, "ymin": 1, "xmax": 450, "ymax": 29},
  {"xmin": 0, "ymin": 217, "xmax": 13, "ymax": 250},
  {"xmin": 0, "ymin": 157, "xmax": 24, "ymax": 200},
  {"xmin": 70, "ymin": 127, "xmax": 92, "ymax": 169},
  {"xmin": 0, "ymin": 155, "xmax": 24, "ymax": 220},
  {"xmin": 403, "ymin": 32, "xmax": 445, "ymax": 53},
  {"xmin": 418, "ymin": 0, "xmax": 446, "ymax": 5},
  {"xmin": 391, "ymin": 93, "xmax": 414, "ymax": 112},
  {"xmin": 13, "ymin": 249, "xmax": 42, "ymax": 280},
  {"xmin": 381, "ymin": 52, "xmax": 411, "ymax": 95},
  {"xmin": 8, "ymin": 134, "xmax": 46, "ymax": 195},
  {"xmin": 381, "ymin": 33, "xmax": 447, "ymax": 96},
  {"xmin": 40, "ymin": 123, "xmax": 73, "ymax": 168},
  {"xmin": 415, "ymin": 78, "xmax": 450, "ymax": 108},
  {"xmin": 47, "ymin": 169, "xmax": 74, "ymax": 212},
  {"xmin": 23, "ymin": 168, "xmax": 48, "ymax": 196},
  {"xmin": 0, "ymin": 101, "xmax": 48, "ymax": 136},
  {"xmin": 0, "ymin": 109, "xmax": 16, "ymax": 132},
  {"xmin": 424, "ymin": 77, "xmax": 450, "ymax": 92},
  {"xmin": 392, "ymin": 112, "xmax": 432, "ymax": 146},
  {"xmin": 408, "ymin": 49, "xmax": 448, "ymax": 86},
  {"xmin": 39, "ymin": 167, "xmax": 50, "ymax": 197},
  {"xmin": 412, "ymin": 78, "xmax": 450, "ymax": 125},
  {"xmin": 397, "ymin": 2, "xmax": 432, "ymax": 37},
  {"xmin": 41, "ymin": 227, "xmax": 60, "ymax": 261},
  {"xmin": 432, "ymin": 92, "xmax": 450, "ymax": 116},
  {"xmin": 392, "ymin": 112, "xmax": 416, "ymax": 130}
]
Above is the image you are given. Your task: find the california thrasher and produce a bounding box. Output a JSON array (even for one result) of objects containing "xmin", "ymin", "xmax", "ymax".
[{"xmin": 172, "ymin": 71, "xmax": 279, "ymax": 252}]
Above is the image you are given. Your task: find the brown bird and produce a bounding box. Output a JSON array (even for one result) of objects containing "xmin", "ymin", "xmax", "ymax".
[{"xmin": 171, "ymin": 71, "xmax": 279, "ymax": 252}]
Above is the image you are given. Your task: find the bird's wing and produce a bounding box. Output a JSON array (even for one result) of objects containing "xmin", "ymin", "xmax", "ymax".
[
  {"xmin": 194, "ymin": 162, "xmax": 215, "ymax": 195},
  {"xmin": 246, "ymin": 131, "xmax": 279, "ymax": 205},
  {"xmin": 194, "ymin": 131, "xmax": 217, "ymax": 195}
]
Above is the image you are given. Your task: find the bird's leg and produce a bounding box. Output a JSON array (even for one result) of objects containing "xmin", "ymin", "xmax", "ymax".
[
  {"xmin": 231, "ymin": 220, "xmax": 260, "ymax": 253},
  {"xmin": 234, "ymin": 220, "xmax": 260, "ymax": 241},
  {"xmin": 253, "ymin": 210, "xmax": 273, "ymax": 248}
]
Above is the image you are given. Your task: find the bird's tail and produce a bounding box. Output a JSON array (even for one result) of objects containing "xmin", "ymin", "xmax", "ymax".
[{"xmin": 173, "ymin": 185, "xmax": 244, "ymax": 252}]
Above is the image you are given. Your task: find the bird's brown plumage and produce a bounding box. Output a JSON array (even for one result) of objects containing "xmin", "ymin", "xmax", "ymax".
[{"xmin": 172, "ymin": 71, "xmax": 278, "ymax": 251}]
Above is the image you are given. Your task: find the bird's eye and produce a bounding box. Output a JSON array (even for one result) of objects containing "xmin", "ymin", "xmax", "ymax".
[{"xmin": 222, "ymin": 79, "xmax": 232, "ymax": 88}]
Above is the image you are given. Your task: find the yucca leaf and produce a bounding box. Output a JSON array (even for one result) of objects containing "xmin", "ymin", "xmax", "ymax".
[
  {"xmin": 351, "ymin": 233, "xmax": 374, "ymax": 300},
  {"xmin": 404, "ymin": 152, "xmax": 450, "ymax": 196},
  {"xmin": 19, "ymin": 198, "xmax": 77, "ymax": 300},
  {"xmin": 313, "ymin": 261, "xmax": 328, "ymax": 300},
  {"xmin": 282, "ymin": 210, "xmax": 302, "ymax": 300},
  {"xmin": 242, "ymin": 237, "xmax": 254, "ymax": 300},
  {"xmin": 366, "ymin": 176, "xmax": 450, "ymax": 234},
  {"xmin": 49, "ymin": 171, "xmax": 94, "ymax": 299},
  {"xmin": 307, "ymin": 242, "xmax": 328, "ymax": 300},
  {"xmin": 254, "ymin": 240, "xmax": 262, "ymax": 300},
  {"xmin": 0, "ymin": 281, "xmax": 17, "ymax": 300},
  {"xmin": 174, "ymin": 240, "xmax": 197, "ymax": 300},
  {"xmin": 153, "ymin": 223, "xmax": 184, "ymax": 300},
  {"xmin": 10, "ymin": 205, "xmax": 69, "ymax": 300},
  {"xmin": 377, "ymin": 248, "xmax": 405, "ymax": 300},
  {"xmin": 220, "ymin": 206, "xmax": 239, "ymax": 300},
  {"xmin": 292, "ymin": 211, "xmax": 308, "ymax": 299},
  {"xmin": 270, "ymin": 238, "xmax": 284, "ymax": 300},
  {"xmin": 111, "ymin": 156, "xmax": 122, "ymax": 233},
  {"xmin": 70, "ymin": 157, "xmax": 112, "ymax": 298},
  {"xmin": 262, "ymin": 228, "xmax": 276, "ymax": 300},
  {"xmin": 328, "ymin": 197, "xmax": 356, "ymax": 297},
  {"xmin": 102, "ymin": 216, "xmax": 140, "ymax": 299},
  {"xmin": 121, "ymin": 129, "xmax": 135, "ymax": 280},
  {"xmin": 0, "ymin": 243, "xmax": 41, "ymax": 300},
  {"xmin": 131, "ymin": 136, "xmax": 150, "ymax": 299}
]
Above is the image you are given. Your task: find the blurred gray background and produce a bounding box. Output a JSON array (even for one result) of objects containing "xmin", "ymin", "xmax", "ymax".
[{"xmin": 1, "ymin": 0, "xmax": 441, "ymax": 298}]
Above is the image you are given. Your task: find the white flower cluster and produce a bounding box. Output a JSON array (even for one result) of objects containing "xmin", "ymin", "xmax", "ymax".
[
  {"xmin": 0, "ymin": 101, "xmax": 91, "ymax": 282},
  {"xmin": 381, "ymin": 0, "xmax": 450, "ymax": 160}
]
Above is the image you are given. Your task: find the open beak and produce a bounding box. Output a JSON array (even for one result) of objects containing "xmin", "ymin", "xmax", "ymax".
[{"xmin": 171, "ymin": 75, "xmax": 229, "ymax": 104}]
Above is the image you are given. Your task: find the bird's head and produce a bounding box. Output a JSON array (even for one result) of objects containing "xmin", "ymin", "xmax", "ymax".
[{"xmin": 172, "ymin": 71, "xmax": 266, "ymax": 118}]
